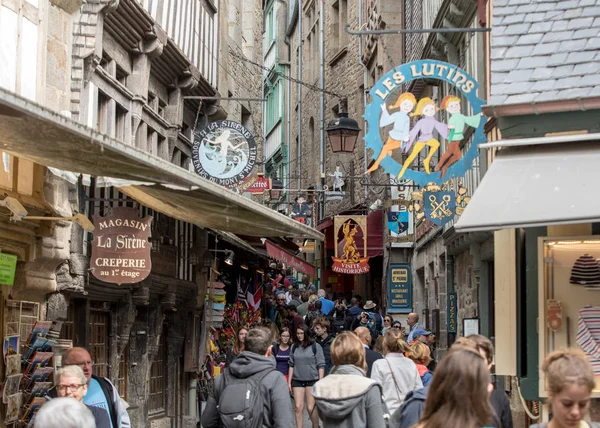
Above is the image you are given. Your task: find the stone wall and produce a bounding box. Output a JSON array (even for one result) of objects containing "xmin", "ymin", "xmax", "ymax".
[{"xmin": 284, "ymin": 0, "xmax": 402, "ymax": 217}]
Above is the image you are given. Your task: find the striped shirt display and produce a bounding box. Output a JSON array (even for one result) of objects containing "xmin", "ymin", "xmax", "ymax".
[{"xmin": 577, "ymin": 306, "xmax": 600, "ymax": 375}]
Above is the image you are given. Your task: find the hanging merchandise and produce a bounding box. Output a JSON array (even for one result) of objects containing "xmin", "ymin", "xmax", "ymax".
[
  {"xmin": 576, "ymin": 306, "xmax": 600, "ymax": 375},
  {"xmin": 547, "ymin": 299, "xmax": 563, "ymax": 331},
  {"xmin": 569, "ymin": 254, "xmax": 600, "ymax": 287}
]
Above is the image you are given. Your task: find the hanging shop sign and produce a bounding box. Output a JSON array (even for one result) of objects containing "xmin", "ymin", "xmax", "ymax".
[
  {"xmin": 246, "ymin": 176, "xmax": 272, "ymax": 194},
  {"xmin": 332, "ymin": 215, "xmax": 370, "ymax": 274},
  {"xmin": 0, "ymin": 251, "xmax": 17, "ymax": 286},
  {"xmin": 448, "ymin": 292, "xmax": 457, "ymax": 333},
  {"xmin": 90, "ymin": 207, "xmax": 152, "ymax": 285},
  {"xmin": 290, "ymin": 196, "xmax": 312, "ymax": 227},
  {"xmin": 192, "ymin": 120, "xmax": 257, "ymax": 187},
  {"xmin": 325, "ymin": 166, "xmax": 345, "ymax": 201},
  {"xmin": 387, "ymin": 263, "xmax": 412, "ymax": 313},
  {"xmin": 364, "ymin": 59, "xmax": 486, "ymax": 187},
  {"xmin": 410, "ymin": 181, "xmax": 470, "ymax": 229},
  {"xmin": 386, "ymin": 177, "xmax": 414, "ymax": 246}
]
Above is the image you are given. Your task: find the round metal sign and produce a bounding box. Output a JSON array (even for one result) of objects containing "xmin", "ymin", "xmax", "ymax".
[{"xmin": 192, "ymin": 120, "xmax": 257, "ymax": 187}]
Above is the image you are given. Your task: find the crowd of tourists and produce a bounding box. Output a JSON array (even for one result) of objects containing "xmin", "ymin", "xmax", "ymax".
[{"xmin": 200, "ymin": 281, "xmax": 600, "ymax": 428}]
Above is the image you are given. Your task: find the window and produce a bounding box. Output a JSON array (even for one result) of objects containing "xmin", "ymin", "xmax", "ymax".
[
  {"xmin": 149, "ymin": 326, "xmax": 166, "ymax": 415},
  {"xmin": 0, "ymin": 0, "xmax": 39, "ymax": 100},
  {"xmin": 116, "ymin": 104, "xmax": 128, "ymax": 143},
  {"xmin": 331, "ymin": 0, "xmax": 347, "ymax": 53},
  {"xmin": 265, "ymin": 82, "xmax": 281, "ymax": 134},
  {"xmin": 97, "ymin": 91, "xmax": 110, "ymax": 135},
  {"xmin": 90, "ymin": 308, "xmax": 110, "ymax": 378},
  {"xmin": 62, "ymin": 303, "xmax": 78, "ymax": 345},
  {"xmin": 117, "ymin": 344, "xmax": 129, "ymax": 401}
]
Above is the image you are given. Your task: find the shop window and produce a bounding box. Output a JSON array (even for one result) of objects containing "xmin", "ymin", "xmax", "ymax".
[
  {"xmin": 539, "ymin": 238, "xmax": 600, "ymax": 397},
  {"xmin": 149, "ymin": 327, "xmax": 167, "ymax": 415},
  {"xmin": 117, "ymin": 344, "xmax": 129, "ymax": 401},
  {"xmin": 90, "ymin": 308, "xmax": 110, "ymax": 378}
]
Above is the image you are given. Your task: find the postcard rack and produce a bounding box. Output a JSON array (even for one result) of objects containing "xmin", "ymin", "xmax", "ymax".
[{"xmin": 3, "ymin": 320, "xmax": 59, "ymax": 427}]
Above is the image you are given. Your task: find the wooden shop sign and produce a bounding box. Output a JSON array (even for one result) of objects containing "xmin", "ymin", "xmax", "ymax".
[{"xmin": 90, "ymin": 207, "xmax": 153, "ymax": 285}]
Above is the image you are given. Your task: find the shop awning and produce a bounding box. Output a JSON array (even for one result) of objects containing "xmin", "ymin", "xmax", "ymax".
[
  {"xmin": 455, "ymin": 138, "xmax": 600, "ymax": 232},
  {"xmin": 0, "ymin": 89, "xmax": 323, "ymax": 240},
  {"xmin": 264, "ymin": 240, "xmax": 316, "ymax": 277},
  {"xmin": 207, "ymin": 229, "xmax": 261, "ymax": 255}
]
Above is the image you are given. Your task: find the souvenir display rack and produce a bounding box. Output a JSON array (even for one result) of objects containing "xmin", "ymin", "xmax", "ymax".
[{"xmin": 3, "ymin": 318, "xmax": 59, "ymax": 426}]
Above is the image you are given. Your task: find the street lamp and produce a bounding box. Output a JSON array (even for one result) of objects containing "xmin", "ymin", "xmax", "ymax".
[{"xmin": 325, "ymin": 99, "xmax": 361, "ymax": 154}]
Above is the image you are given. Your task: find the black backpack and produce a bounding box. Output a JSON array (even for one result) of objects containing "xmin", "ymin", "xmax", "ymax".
[{"xmin": 217, "ymin": 367, "xmax": 274, "ymax": 428}]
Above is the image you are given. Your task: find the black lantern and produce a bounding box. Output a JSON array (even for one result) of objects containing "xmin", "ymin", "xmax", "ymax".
[{"xmin": 326, "ymin": 99, "xmax": 361, "ymax": 154}]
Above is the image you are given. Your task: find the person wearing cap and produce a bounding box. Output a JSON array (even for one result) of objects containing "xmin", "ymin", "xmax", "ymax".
[
  {"xmin": 351, "ymin": 310, "xmax": 376, "ymax": 339},
  {"xmin": 410, "ymin": 327, "xmax": 431, "ymax": 345}
]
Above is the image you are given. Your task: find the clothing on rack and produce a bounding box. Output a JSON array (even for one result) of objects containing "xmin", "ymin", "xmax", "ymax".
[{"xmin": 576, "ymin": 306, "xmax": 600, "ymax": 375}]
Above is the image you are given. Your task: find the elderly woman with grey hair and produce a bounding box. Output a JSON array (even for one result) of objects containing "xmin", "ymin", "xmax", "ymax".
[
  {"xmin": 44, "ymin": 365, "xmax": 111, "ymax": 428},
  {"xmin": 36, "ymin": 397, "xmax": 96, "ymax": 428}
]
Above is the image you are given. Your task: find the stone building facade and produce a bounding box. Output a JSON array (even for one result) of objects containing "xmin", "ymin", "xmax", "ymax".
[
  {"xmin": 264, "ymin": 0, "xmax": 406, "ymax": 297},
  {"xmin": 0, "ymin": 0, "xmax": 264, "ymax": 427}
]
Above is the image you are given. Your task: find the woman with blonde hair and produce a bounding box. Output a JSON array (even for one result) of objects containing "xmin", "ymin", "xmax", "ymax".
[
  {"xmin": 370, "ymin": 328, "xmax": 422, "ymax": 415},
  {"xmin": 312, "ymin": 331, "xmax": 389, "ymax": 427},
  {"xmin": 367, "ymin": 92, "xmax": 417, "ymax": 173},
  {"xmin": 407, "ymin": 343, "xmax": 433, "ymax": 386},
  {"xmin": 531, "ymin": 348, "xmax": 599, "ymax": 428},
  {"xmin": 397, "ymin": 97, "xmax": 448, "ymax": 180},
  {"xmin": 414, "ymin": 346, "xmax": 493, "ymax": 428}
]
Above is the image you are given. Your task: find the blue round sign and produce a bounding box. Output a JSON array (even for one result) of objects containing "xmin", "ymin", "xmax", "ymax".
[{"xmin": 364, "ymin": 60, "xmax": 487, "ymax": 187}]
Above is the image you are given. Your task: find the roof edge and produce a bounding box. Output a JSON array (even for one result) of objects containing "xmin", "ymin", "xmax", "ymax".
[{"xmin": 483, "ymin": 97, "xmax": 600, "ymax": 118}]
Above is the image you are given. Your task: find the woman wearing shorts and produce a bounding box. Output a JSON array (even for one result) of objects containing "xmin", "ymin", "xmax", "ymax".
[{"xmin": 288, "ymin": 324, "xmax": 325, "ymax": 428}]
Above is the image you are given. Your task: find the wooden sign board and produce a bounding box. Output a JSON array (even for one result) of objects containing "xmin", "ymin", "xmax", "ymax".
[{"xmin": 90, "ymin": 207, "xmax": 152, "ymax": 285}]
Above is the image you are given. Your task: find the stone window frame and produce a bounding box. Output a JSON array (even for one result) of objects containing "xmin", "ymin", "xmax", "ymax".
[{"xmin": 330, "ymin": 0, "xmax": 348, "ymax": 57}]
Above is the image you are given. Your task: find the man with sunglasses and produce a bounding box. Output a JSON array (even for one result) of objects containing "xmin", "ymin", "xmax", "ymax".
[{"xmin": 48, "ymin": 347, "xmax": 130, "ymax": 428}]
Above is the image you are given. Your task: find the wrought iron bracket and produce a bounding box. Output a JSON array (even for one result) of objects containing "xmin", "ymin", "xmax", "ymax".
[{"xmin": 345, "ymin": 24, "xmax": 491, "ymax": 36}]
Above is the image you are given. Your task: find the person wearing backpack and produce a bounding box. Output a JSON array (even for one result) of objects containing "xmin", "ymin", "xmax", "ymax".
[
  {"xmin": 288, "ymin": 324, "xmax": 325, "ymax": 428},
  {"xmin": 272, "ymin": 328, "xmax": 292, "ymax": 382},
  {"xmin": 201, "ymin": 327, "xmax": 294, "ymax": 428}
]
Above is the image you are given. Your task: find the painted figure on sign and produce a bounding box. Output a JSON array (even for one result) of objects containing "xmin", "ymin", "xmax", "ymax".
[
  {"xmin": 435, "ymin": 95, "xmax": 483, "ymax": 178},
  {"xmin": 341, "ymin": 221, "xmax": 360, "ymax": 263},
  {"xmin": 367, "ymin": 92, "xmax": 417, "ymax": 174},
  {"xmin": 397, "ymin": 98, "xmax": 448, "ymax": 180},
  {"xmin": 290, "ymin": 196, "xmax": 311, "ymax": 224},
  {"xmin": 329, "ymin": 166, "xmax": 345, "ymax": 192}
]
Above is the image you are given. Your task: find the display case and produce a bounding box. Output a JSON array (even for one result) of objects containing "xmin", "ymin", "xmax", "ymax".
[{"xmin": 539, "ymin": 237, "xmax": 600, "ymax": 397}]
